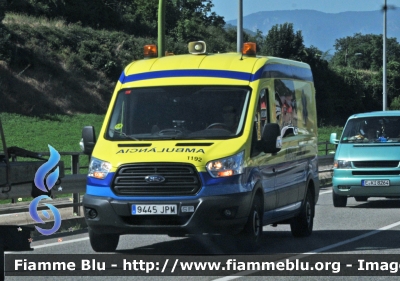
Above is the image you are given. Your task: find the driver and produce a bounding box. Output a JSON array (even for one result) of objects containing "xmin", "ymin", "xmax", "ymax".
[
  {"xmin": 366, "ymin": 128, "xmax": 377, "ymax": 141},
  {"xmin": 222, "ymin": 105, "xmax": 238, "ymax": 132},
  {"xmin": 207, "ymin": 105, "xmax": 239, "ymax": 132}
]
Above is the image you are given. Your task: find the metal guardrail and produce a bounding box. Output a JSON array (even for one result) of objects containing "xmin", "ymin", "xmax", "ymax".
[
  {"xmin": 318, "ymin": 154, "xmax": 334, "ymax": 173},
  {"xmin": 318, "ymin": 141, "xmax": 337, "ymax": 155},
  {"xmin": 0, "ymin": 150, "xmax": 335, "ymax": 216},
  {"xmin": 0, "ymin": 174, "xmax": 87, "ymax": 215},
  {"xmin": 1, "ymin": 151, "xmax": 89, "ymax": 216}
]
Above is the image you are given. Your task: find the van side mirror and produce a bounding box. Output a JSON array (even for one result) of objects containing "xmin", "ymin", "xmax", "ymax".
[
  {"xmin": 81, "ymin": 126, "xmax": 96, "ymax": 155},
  {"xmin": 330, "ymin": 133, "xmax": 339, "ymax": 144},
  {"xmin": 261, "ymin": 123, "xmax": 282, "ymax": 154}
]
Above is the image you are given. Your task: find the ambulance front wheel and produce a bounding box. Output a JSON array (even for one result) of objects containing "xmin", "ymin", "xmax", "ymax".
[
  {"xmin": 290, "ymin": 188, "xmax": 314, "ymax": 237},
  {"xmin": 89, "ymin": 228, "xmax": 120, "ymax": 252},
  {"xmin": 235, "ymin": 194, "xmax": 263, "ymax": 251}
]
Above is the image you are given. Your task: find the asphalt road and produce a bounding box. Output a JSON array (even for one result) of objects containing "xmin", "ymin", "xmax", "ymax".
[{"xmin": 5, "ymin": 184, "xmax": 400, "ymax": 280}]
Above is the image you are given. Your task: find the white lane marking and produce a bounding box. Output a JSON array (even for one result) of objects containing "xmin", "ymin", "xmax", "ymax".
[
  {"xmin": 32, "ymin": 237, "xmax": 90, "ymax": 249},
  {"xmin": 31, "ymin": 237, "xmax": 89, "ymax": 249},
  {"xmin": 320, "ymin": 190, "xmax": 332, "ymax": 195},
  {"xmin": 5, "ymin": 237, "xmax": 90, "ymax": 253},
  {"xmin": 213, "ymin": 220, "xmax": 400, "ymax": 281}
]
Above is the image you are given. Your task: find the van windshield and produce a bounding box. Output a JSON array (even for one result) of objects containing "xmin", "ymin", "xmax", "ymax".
[
  {"xmin": 341, "ymin": 116, "xmax": 400, "ymax": 143},
  {"xmin": 106, "ymin": 86, "xmax": 251, "ymax": 140}
]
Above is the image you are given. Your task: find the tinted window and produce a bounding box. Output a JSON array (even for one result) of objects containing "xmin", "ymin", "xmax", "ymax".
[{"xmin": 106, "ymin": 86, "xmax": 251, "ymax": 140}]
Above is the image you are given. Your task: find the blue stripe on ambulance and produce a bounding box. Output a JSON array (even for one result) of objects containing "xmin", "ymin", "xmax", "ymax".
[
  {"xmin": 118, "ymin": 64, "xmax": 313, "ymax": 84},
  {"xmin": 119, "ymin": 69, "xmax": 261, "ymax": 83}
]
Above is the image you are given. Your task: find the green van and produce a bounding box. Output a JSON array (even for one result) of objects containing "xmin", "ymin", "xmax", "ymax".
[{"xmin": 330, "ymin": 111, "xmax": 400, "ymax": 207}]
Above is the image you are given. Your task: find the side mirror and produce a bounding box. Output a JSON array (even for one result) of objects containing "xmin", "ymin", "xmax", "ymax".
[
  {"xmin": 261, "ymin": 123, "xmax": 282, "ymax": 154},
  {"xmin": 81, "ymin": 126, "xmax": 96, "ymax": 155},
  {"xmin": 330, "ymin": 133, "xmax": 339, "ymax": 144}
]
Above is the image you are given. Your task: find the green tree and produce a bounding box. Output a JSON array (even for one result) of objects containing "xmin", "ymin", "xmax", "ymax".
[
  {"xmin": 331, "ymin": 33, "xmax": 400, "ymax": 71},
  {"xmin": 260, "ymin": 22, "xmax": 305, "ymax": 60},
  {"xmin": 169, "ymin": 0, "xmax": 224, "ymax": 42},
  {"xmin": 386, "ymin": 61, "xmax": 400, "ymax": 109},
  {"xmin": 0, "ymin": 0, "xmax": 5, "ymax": 20},
  {"xmin": 0, "ymin": 0, "xmax": 11, "ymax": 62},
  {"xmin": 246, "ymin": 29, "xmax": 264, "ymax": 52},
  {"xmin": 6, "ymin": 0, "xmax": 226, "ymax": 47},
  {"xmin": 7, "ymin": 0, "xmax": 121, "ymax": 29}
]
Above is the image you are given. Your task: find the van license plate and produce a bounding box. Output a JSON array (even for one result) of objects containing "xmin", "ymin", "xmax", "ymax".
[
  {"xmin": 131, "ymin": 205, "xmax": 177, "ymax": 215},
  {"xmin": 362, "ymin": 180, "xmax": 390, "ymax": 187}
]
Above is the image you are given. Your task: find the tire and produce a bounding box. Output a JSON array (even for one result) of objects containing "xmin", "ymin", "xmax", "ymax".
[
  {"xmin": 236, "ymin": 195, "xmax": 263, "ymax": 251},
  {"xmin": 332, "ymin": 191, "xmax": 347, "ymax": 207},
  {"xmin": 354, "ymin": 196, "xmax": 368, "ymax": 202},
  {"xmin": 290, "ymin": 188, "xmax": 314, "ymax": 237},
  {"xmin": 89, "ymin": 228, "xmax": 120, "ymax": 252}
]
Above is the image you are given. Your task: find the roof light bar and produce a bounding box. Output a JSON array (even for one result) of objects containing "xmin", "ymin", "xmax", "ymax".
[
  {"xmin": 144, "ymin": 44, "xmax": 158, "ymax": 58},
  {"xmin": 242, "ymin": 42, "xmax": 256, "ymax": 56}
]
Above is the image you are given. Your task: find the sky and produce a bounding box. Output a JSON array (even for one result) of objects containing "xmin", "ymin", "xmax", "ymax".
[{"xmin": 211, "ymin": 0, "xmax": 398, "ymax": 21}]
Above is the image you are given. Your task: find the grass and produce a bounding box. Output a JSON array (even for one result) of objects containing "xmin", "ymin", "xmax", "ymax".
[
  {"xmin": 317, "ymin": 125, "xmax": 343, "ymax": 155},
  {"xmin": 1, "ymin": 113, "xmax": 104, "ymax": 204},
  {"xmin": 0, "ymin": 112, "xmax": 104, "ymax": 151},
  {"xmin": 1, "ymin": 112, "xmax": 104, "ymax": 173}
]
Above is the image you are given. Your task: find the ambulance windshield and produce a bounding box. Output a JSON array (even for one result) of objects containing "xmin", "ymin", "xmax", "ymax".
[{"xmin": 106, "ymin": 86, "xmax": 251, "ymax": 140}]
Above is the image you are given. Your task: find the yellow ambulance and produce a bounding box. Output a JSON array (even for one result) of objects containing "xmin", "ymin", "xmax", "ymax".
[{"xmin": 81, "ymin": 41, "xmax": 319, "ymax": 252}]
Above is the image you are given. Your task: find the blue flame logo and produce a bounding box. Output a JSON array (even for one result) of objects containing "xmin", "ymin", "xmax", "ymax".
[
  {"xmin": 29, "ymin": 145, "xmax": 62, "ymax": 235},
  {"xmin": 34, "ymin": 145, "xmax": 60, "ymax": 192}
]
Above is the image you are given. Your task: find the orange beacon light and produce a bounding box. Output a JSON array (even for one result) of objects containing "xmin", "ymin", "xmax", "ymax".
[
  {"xmin": 144, "ymin": 44, "xmax": 157, "ymax": 58},
  {"xmin": 242, "ymin": 42, "xmax": 256, "ymax": 56}
]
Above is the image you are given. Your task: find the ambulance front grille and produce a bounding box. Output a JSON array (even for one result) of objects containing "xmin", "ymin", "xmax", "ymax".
[{"xmin": 112, "ymin": 163, "xmax": 201, "ymax": 196}]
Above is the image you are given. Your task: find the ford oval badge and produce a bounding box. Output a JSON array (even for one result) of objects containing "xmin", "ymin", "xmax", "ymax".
[{"xmin": 145, "ymin": 175, "xmax": 165, "ymax": 183}]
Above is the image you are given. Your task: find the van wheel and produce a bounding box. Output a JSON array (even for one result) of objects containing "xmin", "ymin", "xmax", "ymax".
[
  {"xmin": 89, "ymin": 228, "xmax": 119, "ymax": 252},
  {"xmin": 354, "ymin": 196, "xmax": 368, "ymax": 202},
  {"xmin": 333, "ymin": 192, "xmax": 347, "ymax": 207},
  {"xmin": 290, "ymin": 188, "xmax": 314, "ymax": 237},
  {"xmin": 236, "ymin": 195, "xmax": 262, "ymax": 251}
]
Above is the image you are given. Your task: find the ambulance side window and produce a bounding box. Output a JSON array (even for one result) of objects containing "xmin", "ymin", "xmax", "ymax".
[
  {"xmin": 274, "ymin": 79, "xmax": 298, "ymax": 138},
  {"xmin": 255, "ymin": 89, "xmax": 268, "ymax": 140},
  {"xmin": 251, "ymin": 89, "xmax": 268, "ymax": 157}
]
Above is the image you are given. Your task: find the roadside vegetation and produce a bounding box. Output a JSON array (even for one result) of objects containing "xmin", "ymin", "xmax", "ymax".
[
  {"xmin": 1, "ymin": 1, "xmax": 400, "ymax": 125},
  {"xmin": 0, "ymin": 112, "xmax": 104, "ymax": 204},
  {"xmin": 0, "ymin": 112, "xmax": 103, "ymax": 176}
]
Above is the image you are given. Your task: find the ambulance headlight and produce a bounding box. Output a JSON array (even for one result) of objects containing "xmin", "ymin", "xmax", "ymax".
[
  {"xmin": 206, "ymin": 151, "xmax": 244, "ymax": 178},
  {"xmin": 88, "ymin": 157, "xmax": 112, "ymax": 179}
]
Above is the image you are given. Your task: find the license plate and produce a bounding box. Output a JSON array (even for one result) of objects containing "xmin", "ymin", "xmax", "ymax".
[
  {"xmin": 131, "ymin": 204, "xmax": 177, "ymax": 215},
  {"xmin": 361, "ymin": 180, "xmax": 390, "ymax": 187}
]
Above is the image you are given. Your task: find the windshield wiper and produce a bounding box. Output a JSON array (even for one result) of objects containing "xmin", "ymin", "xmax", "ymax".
[{"xmin": 109, "ymin": 129, "xmax": 139, "ymax": 140}]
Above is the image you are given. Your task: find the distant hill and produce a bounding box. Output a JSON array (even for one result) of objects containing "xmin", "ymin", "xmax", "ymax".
[{"xmin": 227, "ymin": 9, "xmax": 400, "ymax": 53}]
